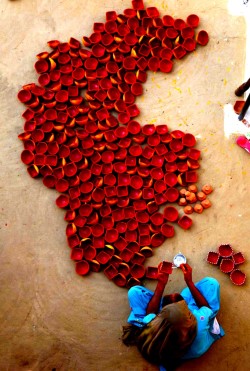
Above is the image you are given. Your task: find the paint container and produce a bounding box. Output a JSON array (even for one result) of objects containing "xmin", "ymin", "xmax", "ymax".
[{"xmin": 173, "ymin": 253, "xmax": 187, "ymax": 267}]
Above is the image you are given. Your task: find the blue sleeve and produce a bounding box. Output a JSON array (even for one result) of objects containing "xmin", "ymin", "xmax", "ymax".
[{"xmin": 180, "ymin": 277, "xmax": 221, "ymax": 317}]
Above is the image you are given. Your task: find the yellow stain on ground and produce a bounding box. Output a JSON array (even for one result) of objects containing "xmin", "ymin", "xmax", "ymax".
[
  {"xmin": 207, "ymin": 100, "xmax": 211, "ymax": 105},
  {"xmin": 174, "ymin": 87, "xmax": 182, "ymax": 93},
  {"xmin": 168, "ymin": 91, "xmax": 172, "ymax": 97},
  {"xmin": 188, "ymin": 88, "xmax": 192, "ymax": 95},
  {"xmin": 150, "ymin": 119, "xmax": 157, "ymax": 124},
  {"xmin": 171, "ymin": 79, "xmax": 177, "ymax": 85},
  {"xmin": 156, "ymin": 84, "xmax": 161, "ymax": 89},
  {"xmin": 226, "ymin": 66, "xmax": 231, "ymax": 73},
  {"xmin": 223, "ymin": 79, "xmax": 227, "ymax": 86},
  {"xmin": 177, "ymin": 70, "xmax": 183, "ymax": 76},
  {"xmin": 160, "ymin": 1, "xmax": 168, "ymax": 10},
  {"xmin": 242, "ymin": 171, "xmax": 247, "ymax": 175}
]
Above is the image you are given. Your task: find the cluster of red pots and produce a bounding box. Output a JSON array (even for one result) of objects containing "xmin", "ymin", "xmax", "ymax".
[
  {"xmin": 18, "ymin": 0, "xmax": 209, "ymax": 287},
  {"xmin": 207, "ymin": 244, "xmax": 246, "ymax": 286}
]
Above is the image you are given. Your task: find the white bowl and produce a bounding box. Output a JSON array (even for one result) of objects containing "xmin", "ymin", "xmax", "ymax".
[{"xmin": 173, "ymin": 253, "xmax": 187, "ymax": 267}]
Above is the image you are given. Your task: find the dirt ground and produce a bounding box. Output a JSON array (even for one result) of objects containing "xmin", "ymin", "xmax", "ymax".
[{"xmin": 1, "ymin": 0, "xmax": 250, "ymax": 370}]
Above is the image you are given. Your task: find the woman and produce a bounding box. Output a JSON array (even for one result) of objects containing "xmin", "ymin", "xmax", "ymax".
[{"xmin": 122, "ymin": 263, "xmax": 225, "ymax": 370}]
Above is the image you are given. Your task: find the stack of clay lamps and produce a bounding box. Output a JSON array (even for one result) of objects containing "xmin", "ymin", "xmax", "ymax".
[
  {"xmin": 207, "ymin": 244, "xmax": 246, "ymax": 286},
  {"xmin": 18, "ymin": 0, "xmax": 210, "ymax": 288},
  {"xmin": 178, "ymin": 184, "xmax": 213, "ymax": 215}
]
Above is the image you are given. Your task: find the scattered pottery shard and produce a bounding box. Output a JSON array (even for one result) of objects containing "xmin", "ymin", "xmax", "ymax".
[{"xmin": 17, "ymin": 0, "xmax": 211, "ymax": 287}]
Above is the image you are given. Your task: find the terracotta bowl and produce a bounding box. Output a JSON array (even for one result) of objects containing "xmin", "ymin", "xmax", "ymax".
[
  {"xmin": 232, "ymin": 252, "xmax": 245, "ymax": 265},
  {"xmin": 75, "ymin": 260, "xmax": 90, "ymax": 276},
  {"xmin": 151, "ymin": 233, "xmax": 166, "ymax": 247},
  {"xmin": 96, "ymin": 251, "xmax": 111, "ymax": 265},
  {"xmin": 178, "ymin": 215, "xmax": 193, "ymax": 230},
  {"xmin": 118, "ymin": 262, "xmax": 130, "ymax": 277},
  {"xmin": 165, "ymin": 187, "xmax": 179, "ymax": 202},
  {"xmin": 161, "ymin": 223, "xmax": 175, "ymax": 238},
  {"xmin": 70, "ymin": 248, "xmax": 84, "ymax": 261},
  {"xmin": 196, "ymin": 30, "xmax": 209, "ymax": 46},
  {"xmin": 207, "ymin": 251, "xmax": 220, "ymax": 265},
  {"xmin": 140, "ymin": 246, "xmax": 153, "ymax": 258},
  {"xmin": 88, "ymin": 259, "xmax": 101, "ymax": 272},
  {"xmin": 230, "ymin": 269, "xmax": 246, "ymax": 286},
  {"xmin": 131, "ymin": 252, "xmax": 145, "ymax": 265},
  {"xmin": 130, "ymin": 263, "xmax": 146, "ymax": 279},
  {"xmin": 126, "ymin": 277, "xmax": 141, "ymax": 289},
  {"xmin": 218, "ymin": 244, "xmax": 233, "ymax": 258},
  {"xmin": 146, "ymin": 266, "xmax": 159, "ymax": 279},
  {"xmin": 120, "ymin": 248, "xmax": 134, "ymax": 262},
  {"xmin": 113, "ymin": 273, "xmax": 127, "ymax": 287},
  {"xmin": 164, "ymin": 206, "xmax": 179, "ymax": 222},
  {"xmin": 104, "ymin": 264, "xmax": 118, "ymax": 280},
  {"xmin": 159, "ymin": 261, "xmax": 173, "ymax": 274},
  {"xmin": 84, "ymin": 246, "xmax": 96, "ymax": 261},
  {"xmin": 220, "ymin": 258, "xmax": 234, "ymax": 274}
]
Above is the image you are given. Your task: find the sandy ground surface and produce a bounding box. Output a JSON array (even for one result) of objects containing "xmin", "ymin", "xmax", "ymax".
[{"xmin": 0, "ymin": 0, "xmax": 250, "ymax": 370}]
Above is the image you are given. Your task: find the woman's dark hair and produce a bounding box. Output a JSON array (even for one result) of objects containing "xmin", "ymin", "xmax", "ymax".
[{"xmin": 162, "ymin": 293, "xmax": 184, "ymax": 307}]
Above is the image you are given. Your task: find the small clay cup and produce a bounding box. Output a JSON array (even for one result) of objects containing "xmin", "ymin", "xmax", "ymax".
[
  {"xmin": 230, "ymin": 269, "xmax": 246, "ymax": 286},
  {"xmin": 207, "ymin": 251, "xmax": 220, "ymax": 265},
  {"xmin": 218, "ymin": 244, "xmax": 233, "ymax": 258},
  {"xmin": 159, "ymin": 261, "xmax": 173, "ymax": 274},
  {"xmin": 232, "ymin": 252, "xmax": 245, "ymax": 265},
  {"xmin": 146, "ymin": 267, "xmax": 159, "ymax": 279},
  {"xmin": 220, "ymin": 258, "xmax": 234, "ymax": 274}
]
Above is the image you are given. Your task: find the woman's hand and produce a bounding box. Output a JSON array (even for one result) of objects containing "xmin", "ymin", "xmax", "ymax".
[
  {"xmin": 180, "ymin": 263, "xmax": 193, "ymax": 284},
  {"xmin": 180, "ymin": 263, "xmax": 210, "ymax": 308},
  {"xmin": 157, "ymin": 262, "xmax": 169, "ymax": 285},
  {"xmin": 146, "ymin": 263, "xmax": 169, "ymax": 315}
]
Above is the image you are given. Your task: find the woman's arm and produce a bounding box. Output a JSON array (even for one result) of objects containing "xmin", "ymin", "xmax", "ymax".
[
  {"xmin": 180, "ymin": 263, "xmax": 210, "ymax": 308},
  {"xmin": 146, "ymin": 265, "xmax": 169, "ymax": 315}
]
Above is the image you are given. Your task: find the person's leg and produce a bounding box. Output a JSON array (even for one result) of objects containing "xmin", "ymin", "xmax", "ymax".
[
  {"xmin": 128, "ymin": 285, "xmax": 154, "ymax": 316},
  {"xmin": 195, "ymin": 277, "xmax": 221, "ymax": 315},
  {"xmin": 123, "ymin": 286, "xmax": 155, "ymax": 343}
]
